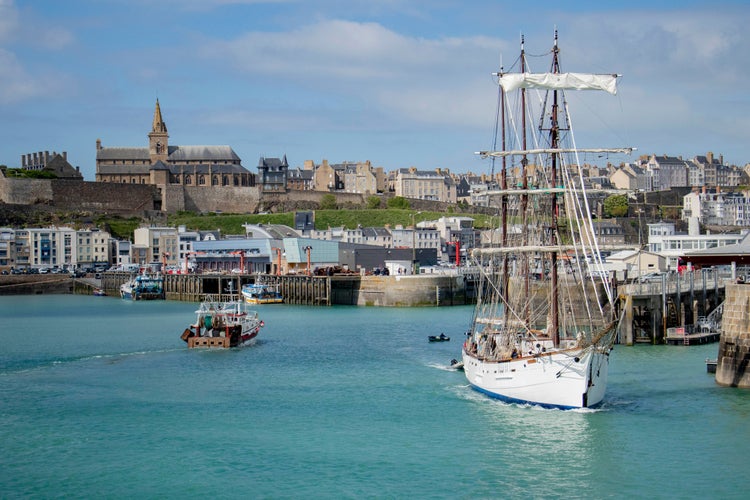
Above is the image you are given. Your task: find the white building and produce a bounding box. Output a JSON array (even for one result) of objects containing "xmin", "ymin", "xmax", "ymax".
[
  {"xmin": 647, "ymin": 221, "xmax": 747, "ymax": 269},
  {"xmin": 682, "ymin": 189, "xmax": 750, "ymax": 226},
  {"xmin": 133, "ymin": 226, "xmax": 179, "ymax": 267}
]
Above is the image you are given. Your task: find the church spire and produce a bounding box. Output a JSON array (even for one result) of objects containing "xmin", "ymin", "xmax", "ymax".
[
  {"xmin": 152, "ymin": 98, "xmax": 168, "ymax": 134},
  {"xmin": 148, "ymin": 99, "xmax": 169, "ymax": 163}
]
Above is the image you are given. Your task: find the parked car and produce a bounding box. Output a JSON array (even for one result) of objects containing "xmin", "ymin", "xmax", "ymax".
[{"xmin": 638, "ymin": 272, "xmax": 664, "ymax": 283}]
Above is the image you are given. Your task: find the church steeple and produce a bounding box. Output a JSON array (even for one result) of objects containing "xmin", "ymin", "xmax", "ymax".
[
  {"xmin": 151, "ymin": 98, "xmax": 167, "ymax": 134},
  {"xmin": 148, "ymin": 99, "xmax": 169, "ymax": 164}
]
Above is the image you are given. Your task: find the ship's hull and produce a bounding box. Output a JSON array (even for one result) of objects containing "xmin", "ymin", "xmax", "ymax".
[
  {"xmin": 462, "ymin": 347, "xmax": 610, "ymax": 409},
  {"xmin": 243, "ymin": 296, "xmax": 283, "ymax": 305}
]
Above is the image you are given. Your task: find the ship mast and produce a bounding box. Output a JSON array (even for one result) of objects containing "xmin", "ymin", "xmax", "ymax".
[
  {"xmin": 520, "ymin": 34, "xmax": 531, "ymax": 327},
  {"xmin": 549, "ymin": 30, "xmax": 561, "ymax": 347},
  {"xmin": 500, "ymin": 68, "xmax": 509, "ymax": 328}
]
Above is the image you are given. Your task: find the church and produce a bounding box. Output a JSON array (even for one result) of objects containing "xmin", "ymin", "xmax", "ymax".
[{"xmin": 95, "ymin": 100, "xmax": 255, "ymax": 188}]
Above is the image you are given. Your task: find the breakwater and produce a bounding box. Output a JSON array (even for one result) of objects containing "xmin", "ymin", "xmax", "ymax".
[{"xmin": 715, "ymin": 283, "xmax": 750, "ymax": 387}]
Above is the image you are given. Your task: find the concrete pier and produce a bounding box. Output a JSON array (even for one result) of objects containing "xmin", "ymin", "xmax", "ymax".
[{"xmin": 617, "ymin": 270, "xmax": 728, "ymax": 345}]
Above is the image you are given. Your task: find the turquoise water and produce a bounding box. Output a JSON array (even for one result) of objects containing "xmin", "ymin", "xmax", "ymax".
[{"xmin": 1, "ymin": 295, "xmax": 748, "ymax": 498}]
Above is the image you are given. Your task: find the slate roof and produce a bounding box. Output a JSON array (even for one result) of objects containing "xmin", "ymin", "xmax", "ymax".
[
  {"xmin": 96, "ymin": 148, "xmax": 150, "ymax": 161},
  {"xmin": 362, "ymin": 227, "xmax": 391, "ymax": 238},
  {"xmin": 97, "ymin": 145, "xmax": 240, "ymax": 162},
  {"xmin": 96, "ymin": 163, "xmax": 251, "ymax": 175}
]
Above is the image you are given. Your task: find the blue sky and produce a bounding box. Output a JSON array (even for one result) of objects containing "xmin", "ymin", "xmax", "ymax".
[{"xmin": 1, "ymin": 0, "xmax": 748, "ymax": 180}]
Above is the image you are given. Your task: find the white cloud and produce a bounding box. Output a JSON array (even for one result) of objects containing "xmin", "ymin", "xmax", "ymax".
[
  {"xmin": 0, "ymin": 49, "xmax": 45, "ymax": 104},
  {"xmin": 200, "ymin": 19, "xmax": 506, "ymax": 131},
  {"xmin": 0, "ymin": 0, "xmax": 19, "ymax": 42}
]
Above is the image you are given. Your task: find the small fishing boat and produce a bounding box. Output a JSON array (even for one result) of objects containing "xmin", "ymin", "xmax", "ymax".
[
  {"xmin": 429, "ymin": 333, "xmax": 450, "ymax": 342},
  {"xmin": 180, "ymin": 295, "xmax": 264, "ymax": 348},
  {"xmin": 120, "ymin": 272, "xmax": 164, "ymax": 300},
  {"xmin": 241, "ymin": 283, "xmax": 283, "ymax": 304},
  {"xmin": 93, "ymin": 288, "xmax": 106, "ymax": 296}
]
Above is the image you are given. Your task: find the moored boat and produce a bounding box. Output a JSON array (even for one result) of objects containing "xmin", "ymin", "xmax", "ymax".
[
  {"xmin": 428, "ymin": 333, "xmax": 450, "ymax": 342},
  {"xmin": 120, "ymin": 272, "xmax": 164, "ymax": 300},
  {"xmin": 461, "ymin": 31, "xmax": 630, "ymax": 409},
  {"xmin": 180, "ymin": 295, "xmax": 264, "ymax": 348},
  {"xmin": 241, "ymin": 283, "xmax": 283, "ymax": 304}
]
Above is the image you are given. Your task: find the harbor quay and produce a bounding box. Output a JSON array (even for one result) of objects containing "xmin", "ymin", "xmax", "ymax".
[{"xmin": 99, "ymin": 271, "xmax": 478, "ymax": 307}]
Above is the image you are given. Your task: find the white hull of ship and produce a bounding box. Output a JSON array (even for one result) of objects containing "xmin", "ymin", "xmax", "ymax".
[{"xmin": 462, "ymin": 347, "xmax": 610, "ymax": 409}]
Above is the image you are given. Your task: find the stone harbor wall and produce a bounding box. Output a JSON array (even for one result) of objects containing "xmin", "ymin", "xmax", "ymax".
[{"xmin": 715, "ymin": 284, "xmax": 750, "ymax": 387}]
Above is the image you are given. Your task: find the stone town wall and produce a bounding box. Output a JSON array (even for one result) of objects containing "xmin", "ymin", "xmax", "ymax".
[
  {"xmin": 49, "ymin": 180, "xmax": 157, "ymax": 214},
  {"xmin": 0, "ymin": 174, "xmax": 157, "ymax": 215},
  {"xmin": 0, "ymin": 175, "xmax": 54, "ymax": 204},
  {"xmin": 716, "ymin": 284, "xmax": 750, "ymax": 387},
  {"xmin": 177, "ymin": 185, "xmax": 262, "ymax": 213},
  {"xmin": 259, "ymin": 191, "xmax": 365, "ymax": 212}
]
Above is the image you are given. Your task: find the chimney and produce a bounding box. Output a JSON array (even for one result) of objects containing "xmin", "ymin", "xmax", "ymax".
[
  {"xmin": 707, "ymin": 151, "xmax": 713, "ymax": 164},
  {"xmin": 63, "ymin": 151, "xmax": 67, "ymax": 161}
]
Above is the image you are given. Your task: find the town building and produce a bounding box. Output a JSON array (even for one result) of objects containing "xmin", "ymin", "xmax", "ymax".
[
  {"xmin": 393, "ymin": 167, "xmax": 456, "ymax": 203},
  {"xmin": 647, "ymin": 155, "xmax": 689, "ymax": 190},
  {"xmin": 132, "ymin": 226, "xmax": 179, "ymax": 268},
  {"xmin": 19, "ymin": 150, "xmax": 83, "ymax": 180},
  {"xmin": 95, "ymin": 100, "xmax": 255, "ymax": 188},
  {"xmin": 647, "ymin": 221, "xmax": 747, "ymax": 269},
  {"xmin": 0, "ymin": 226, "xmax": 111, "ymax": 271},
  {"xmin": 257, "ymin": 156, "xmax": 289, "ymax": 193},
  {"xmin": 191, "ymin": 238, "xmax": 278, "ymax": 274},
  {"xmin": 683, "ymin": 188, "xmax": 750, "ymax": 227},
  {"xmin": 605, "ymin": 249, "xmax": 667, "ymax": 278},
  {"xmin": 287, "ymin": 167, "xmax": 314, "ymax": 191}
]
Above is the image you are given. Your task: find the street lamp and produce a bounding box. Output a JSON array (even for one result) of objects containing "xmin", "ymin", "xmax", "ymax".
[
  {"xmin": 636, "ymin": 208, "xmax": 643, "ymax": 286},
  {"xmin": 411, "ymin": 212, "xmax": 422, "ymax": 275}
]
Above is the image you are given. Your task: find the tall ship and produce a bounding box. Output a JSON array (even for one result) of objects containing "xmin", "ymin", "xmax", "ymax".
[{"xmin": 461, "ymin": 32, "xmax": 632, "ymax": 409}]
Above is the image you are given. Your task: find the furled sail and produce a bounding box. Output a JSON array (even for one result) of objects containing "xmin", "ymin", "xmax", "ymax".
[{"xmin": 499, "ymin": 72, "xmax": 618, "ymax": 95}]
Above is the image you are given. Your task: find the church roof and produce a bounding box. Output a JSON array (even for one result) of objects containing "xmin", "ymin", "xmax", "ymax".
[
  {"xmin": 168, "ymin": 145, "xmax": 240, "ymax": 162},
  {"xmin": 97, "ymin": 163, "xmax": 251, "ymax": 175},
  {"xmin": 97, "ymin": 145, "xmax": 242, "ymax": 163},
  {"xmin": 97, "ymin": 148, "xmax": 150, "ymax": 161}
]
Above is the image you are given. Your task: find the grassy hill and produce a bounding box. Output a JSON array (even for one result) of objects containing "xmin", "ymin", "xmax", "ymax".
[{"xmin": 166, "ymin": 210, "xmax": 494, "ymax": 236}]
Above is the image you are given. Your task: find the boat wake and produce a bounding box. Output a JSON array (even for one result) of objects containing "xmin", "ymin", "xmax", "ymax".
[
  {"xmin": 427, "ymin": 361, "xmax": 463, "ymax": 372},
  {"xmin": 1, "ymin": 348, "xmax": 183, "ymax": 376},
  {"xmin": 451, "ymin": 383, "xmax": 606, "ymax": 413}
]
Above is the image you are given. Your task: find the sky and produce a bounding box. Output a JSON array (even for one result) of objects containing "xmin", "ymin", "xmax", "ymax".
[{"xmin": 1, "ymin": 0, "xmax": 749, "ymax": 181}]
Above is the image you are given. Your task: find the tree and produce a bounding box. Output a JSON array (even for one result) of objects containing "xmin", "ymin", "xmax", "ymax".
[
  {"xmin": 366, "ymin": 196, "xmax": 381, "ymax": 209},
  {"xmin": 319, "ymin": 194, "xmax": 337, "ymax": 210},
  {"xmin": 603, "ymin": 194, "xmax": 628, "ymax": 218},
  {"xmin": 386, "ymin": 196, "xmax": 410, "ymax": 209}
]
